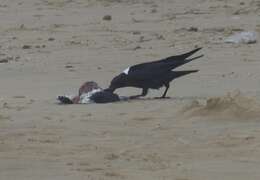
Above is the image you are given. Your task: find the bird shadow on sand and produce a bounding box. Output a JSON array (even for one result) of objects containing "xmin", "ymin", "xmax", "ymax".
[
  {"xmin": 56, "ymin": 95, "xmax": 206, "ymax": 105},
  {"xmin": 124, "ymin": 96, "xmax": 206, "ymax": 102}
]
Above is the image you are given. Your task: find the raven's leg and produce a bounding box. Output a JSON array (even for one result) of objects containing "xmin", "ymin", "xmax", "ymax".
[
  {"xmin": 161, "ymin": 84, "xmax": 170, "ymax": 98},
  {"xmin": 130, "ymin": 88, "xmax": 148, "ymax": 99}
]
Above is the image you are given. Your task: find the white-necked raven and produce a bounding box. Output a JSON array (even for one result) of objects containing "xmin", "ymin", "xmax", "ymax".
[{"xmin": 105, "ymin": 47, "xmax": 203, "ymax": 99}]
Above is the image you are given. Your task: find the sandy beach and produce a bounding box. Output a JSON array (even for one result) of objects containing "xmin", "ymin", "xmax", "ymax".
[{"xmin": 1, "ymin": 0, "xmax": 260, "ymax": 179}]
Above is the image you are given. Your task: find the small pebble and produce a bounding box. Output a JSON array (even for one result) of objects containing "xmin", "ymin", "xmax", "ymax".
[
  {"xmin": 69, "ymin": 41, "xmax": 81, "ymax": 45},
  {"xmin": 155, "ymin": 34, "xmax": 165, "ymax": 40},
  {"xmin": 15, "ymin": 56, "xmax": 20, "ymax": 61},
  {"xmin": 133, "ymin": 46, "xmax": 141, "ymax": 50},
  {"xmin": 65, "ymin": 65, "xmax": 74, "ymax": 69},
  {"xmin": 20, "ymin": 24, "xmax": 25, "ymax": 29},
  {"xmin": 0, "ymin": 59, "xmax": 8, "ymax": 63},
  {"xmin": 139, "ymin": 36, "xmax": 145, "ymax": 42},
  {"xmin": 48, "ymin": 37, "xmax": 55, "ymax": 41},
  {"xmin": 0, "ymin": 56, "xmax": 13, "ymax": 63},
  {"xmin": 22, "ymin": 45, "xmax": 31, "ymax": 49},
  {"xmin": 103, "ymin": 15, "xmax": 112, "ymax": 21},
  {"xmin": 150, "ymin": 8, "xmax": 157, "ymax": 13},
  {"xmin": 132, "ymin": 31, "xmax": 141, "ymax": 35},
  {"xmin": 188, "ymin": 26, "xmax": 198, "ymax": 32}
]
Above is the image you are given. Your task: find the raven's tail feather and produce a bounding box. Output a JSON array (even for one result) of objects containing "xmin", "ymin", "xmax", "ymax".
[
  {"xmin": 163, "ymin": 47, "xmax": 202, "ymax": 63},
  {"xmin": 186, "ymin": 54, "xmax": 204, "ymax": 61},
  {"xmin": 182, "ymin": 54, "xmax": 204, "ymax": 65},
  {"xmin": 172, "ymin": 70, "xmax": 199, "ymax": 79},
  {"xmin": 177, "ymin": 47, "xmax": 202, "ymax": 60}
]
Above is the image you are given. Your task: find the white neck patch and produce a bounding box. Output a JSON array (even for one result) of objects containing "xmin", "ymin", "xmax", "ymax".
[{"xmin": 123, "ymin": 67, "xmax": 130, "ymax": 75}]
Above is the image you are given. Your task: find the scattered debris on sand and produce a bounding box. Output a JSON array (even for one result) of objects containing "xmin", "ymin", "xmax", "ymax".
[{"xmin": 224, "ymin": 31, "xmax": 258, "ymax": 44}]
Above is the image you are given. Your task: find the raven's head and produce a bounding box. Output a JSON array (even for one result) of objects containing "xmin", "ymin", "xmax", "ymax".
[{"xmin": 105, "ymin": 73, "xmax": 128, "ymax": 93}]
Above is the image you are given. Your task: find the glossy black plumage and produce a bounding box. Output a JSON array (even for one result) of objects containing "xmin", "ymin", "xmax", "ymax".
[
  {"xmin": 106, "ymin": 48, "xmax": 203, "ymax": 98},
  {"xmin": 89, "ymin": 91, "xmax": 120, "ymax": 103}
]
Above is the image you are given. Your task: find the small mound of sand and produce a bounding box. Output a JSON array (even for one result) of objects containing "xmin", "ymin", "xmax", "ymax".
[{"xmin": 179, "ymin": 91, "xmax": 260, "ymax": 120}]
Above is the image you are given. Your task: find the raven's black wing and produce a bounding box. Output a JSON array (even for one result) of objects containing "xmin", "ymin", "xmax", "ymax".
[
  {"xmin": 158, "ymin": 47, "xmax": 202, "ymax": 63},
  {"xmin": 126, "ymin": 48, "xmax": 203, "ymax": 79}
]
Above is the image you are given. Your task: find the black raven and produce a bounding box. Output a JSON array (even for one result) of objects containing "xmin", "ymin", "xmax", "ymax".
[{"xmin": 105, "ymin": 47, "xmax": 203, "ymax": 99}]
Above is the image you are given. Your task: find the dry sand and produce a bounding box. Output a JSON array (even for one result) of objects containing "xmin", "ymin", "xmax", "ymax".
[{"xmin": 1, "ymin": 0, "xmax": 260, "ymax": 179}]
